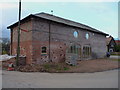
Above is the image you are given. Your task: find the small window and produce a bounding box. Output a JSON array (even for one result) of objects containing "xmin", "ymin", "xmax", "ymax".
[
  {"xmin": 41, "ymin": 47, "xmax": 47, "ymax": 54},
  {"xmin": 85, "ymin": 33, "xmax": 89, "ymax": 39},
  {"xmin": 73, "ymin": 31, "xmax": 78, "ymax": 38},
  {"xmin": 111, "ymin": 45, "xmax": 114, "ymax": 47}
]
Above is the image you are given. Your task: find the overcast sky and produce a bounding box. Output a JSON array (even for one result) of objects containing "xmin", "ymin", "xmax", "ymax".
[{"xmin": 0, "ymin": 0, "xmax": 119, "ymax": 39}]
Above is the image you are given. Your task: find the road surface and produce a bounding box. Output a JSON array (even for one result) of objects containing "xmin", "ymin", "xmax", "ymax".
[
  {"xmin": 2, "ymin": 70, "xmax": 118, "ymax": 88},
  {"xmin": 2, "ymin": 69, "xmax": 118, "ymax": 88}
]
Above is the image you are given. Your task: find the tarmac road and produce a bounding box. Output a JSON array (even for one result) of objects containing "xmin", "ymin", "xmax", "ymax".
[{"xmin": 2, "ymin": 69, "xmax": 118, "ymax": 88}]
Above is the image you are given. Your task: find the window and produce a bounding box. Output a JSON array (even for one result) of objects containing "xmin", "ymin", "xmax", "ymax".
[
  {"xmin": 111, "ymin": 45, "xmax": 114, "ymax": 47},
  {"xmin": 85, "ymin": 33, "xmax": 89, "ymax": 39},
  {"xmin": 67, "ymin": 44, "xmax": 81, "ymax": 55},
  {"xmin": 41, "ymin": 47, "xmax": 47, "ymax": 54},
  {"xmin": 67, "ymin": 44, "xmax": 82, "ymax": 59},
  {"xmin": 109, "ymin": 49, "xmax": 113, "ymax": 52},
  {"xmin": 83, "ymin": 45, "xmax": 91, "ymax": 58},
  {"xmin": 73, "ymin": 31, "xmax": 78, "ymax": 38}
]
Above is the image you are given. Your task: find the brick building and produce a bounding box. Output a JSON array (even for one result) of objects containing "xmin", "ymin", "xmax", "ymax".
[
  {"xmin": 106, "ymin": 36, "xmax": 116, "ymax": 52},
  {"xmin": 7, "ymin": 12, "xmax": 108, "ymax": 64}
]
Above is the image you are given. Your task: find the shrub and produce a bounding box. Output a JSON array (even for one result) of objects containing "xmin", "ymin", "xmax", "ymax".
[
  {"xmin": 2, "ymin": 43, "xmax": 10, "ymax": 55},
  {"xmin": 115, "ymin": 45, "xmax": 120, "ymax": 52},
  {"xmin": 42, "ymin": 62, "xmax": 70, "ymax": 72},
  {"xmin": 2, "ymin": 50, "xmax": 7, "ymax": 54}
]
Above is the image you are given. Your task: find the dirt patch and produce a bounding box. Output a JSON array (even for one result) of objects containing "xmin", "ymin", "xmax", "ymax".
[
  {"xmin": 2, "ymin": 58, "xmax": 119, "ymax": 73},
  {"xmin": 66, "ymin": 58, "xmax": 119, "ymax": 73}
]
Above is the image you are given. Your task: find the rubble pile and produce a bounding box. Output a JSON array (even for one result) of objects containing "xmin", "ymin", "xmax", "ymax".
[
  {"xmin": 2, "ymin": 57, "xmax": 16, "ymax": 70},
  {"xmin": 0, "ymin": 54, "xmax": 16, "ymax": 61},
  {"xmin": 16, "ymin": 64, "xmax": 46, "ymax": 72},
  {"xmin": 16, "ymin": 62, "xmax": 70, "ymax": 72}
]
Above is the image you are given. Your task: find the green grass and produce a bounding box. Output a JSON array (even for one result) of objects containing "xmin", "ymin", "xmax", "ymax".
[
  {"xmin": 111, "ymin": 52, "xmax": 120, "ymax": 56},
  {"xmin": 2, "ymin": 50, "xmax": 8, "ymax": 54},
  {"xmin": 42, "ymin": 62, "xmax": 70, "ymax": 72},
  {"xmin": 63, "ymin": 67, "xmax": 69, "ymax": 71},
  {"xmin": 110, "ymin": 58, "xmax": 120, "ymax": 61},
  {"xmin": 111, "ymin": 54, "xmax": 120, "ymax": 56}
]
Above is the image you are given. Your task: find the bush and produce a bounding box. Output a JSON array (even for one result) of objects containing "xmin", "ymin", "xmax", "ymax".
[
  {"xmin": 0, "ymin": 38, "xmax": 10, "ymax": 55},
  {"xmin": 2, "ymin": 43, "xmax": 10, "ymax": 55},
  {"xmin": 2, "ymin": 50, "xmax": 7, "ymax": 54},
  {"xmin": 115, "ymin": 45, "xmax": 120, "ymax": 52},
  {"xmin": 43, "ymin": 62, "xmax": 70, "ymax": 72}
]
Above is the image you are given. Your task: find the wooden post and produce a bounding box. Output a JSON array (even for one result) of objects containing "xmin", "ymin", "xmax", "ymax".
[{"xmin": 16, "ymin": 0, "xmax": 21, "ymax": 66}]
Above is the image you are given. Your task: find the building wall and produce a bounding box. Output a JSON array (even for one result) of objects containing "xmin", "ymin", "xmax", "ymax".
[
  {"xmin": 107, "ymin": 38, "xmax": 116, "ymax": 52},
  {"xmin": 10, "ymin": 17, "xmax": 107, "ymax": 64},
  {"xmin": 31, "ymin": 18, "xmax": 107, "ymax": 64},
  {"xmin": 11, "ymin": 19, "xmax": 33, "ymax": 64},
  {"xmin": 31, "ymin": 18, "xmax": 67, "ymax": 64},
  {"xmin": 90, "ymin": 33, "xmax": 107, "ymax": 58},
  {"xmin": 51, "ymin": 21, "xmax": 107, "ymax": 59}
]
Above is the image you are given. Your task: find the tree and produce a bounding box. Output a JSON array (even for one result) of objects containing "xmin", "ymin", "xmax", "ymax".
[
  {"xmin": 0, "ymin": 38, "xmax": 10, "ymax": 55},
  {"xmin": 114, "ymin": 45, "xmax": 120, "ymax": 52}
]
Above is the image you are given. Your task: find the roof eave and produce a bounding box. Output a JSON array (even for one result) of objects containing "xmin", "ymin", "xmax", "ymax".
[
  {"xmin": 7, "ymin": 13, "xmax": 109, "ymax": 36},
  {"xmin": 33, "ymin": 15, "xmax": 109, "ymax": 36},
  {"xmin": 7, "ymin": 14, "xmax": 33, "ymax": 29}
]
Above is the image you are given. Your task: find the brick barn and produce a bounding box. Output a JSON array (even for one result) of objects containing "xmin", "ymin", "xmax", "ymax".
[{"xmin": 7, "ymin": 12, "xmax": 108, "ymax": 64}]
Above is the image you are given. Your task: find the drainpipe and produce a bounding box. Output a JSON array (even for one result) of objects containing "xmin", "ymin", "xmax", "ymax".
[
  {"xmin": 10, "ymin": 29, "xmax": 13, "ymax": 55},
  {"xmin": 49, "ymin": 21, "xmax": 51, "ymax": 62}
]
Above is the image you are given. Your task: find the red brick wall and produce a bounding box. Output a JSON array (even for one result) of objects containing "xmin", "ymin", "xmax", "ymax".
[
  {"xmin": 12, "ymin": 41, "xmax": 33, "ymax": 64},
  {"xmin": 11, "ymin": 19, "xmax": 33, "ymax": 64},
  {"xmin": 32, "ymin": 41, "xmax": 67, "ymax": 64},
  {"xmin": 10, "ymin": 16, "xmax": 107, "ymax": 65}
]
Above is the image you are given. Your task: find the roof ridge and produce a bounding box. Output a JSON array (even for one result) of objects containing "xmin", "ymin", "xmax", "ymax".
[
  {"xmin": 7, "ymin": 12, "xmax": 108, "ymax": 36},
  {"xmin": 34, "ymin": 12, "xmax": 107, "ymax": 35}
]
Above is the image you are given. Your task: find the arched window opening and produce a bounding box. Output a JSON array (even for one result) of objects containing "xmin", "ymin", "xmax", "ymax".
[
  {"xmin": 67, "ymin": 44, "xmax": 81, "ymax": 55},
  {"xmin": 85, "ymin": 33, "xmax": 90, "ymax": 39},
  {"xmin": 83, "ymin": 45, "xmax": 91, "ymax": 58},
  {"xmin": 73, "ymin": 31, "xmax": 78, "ymax": 38}
]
